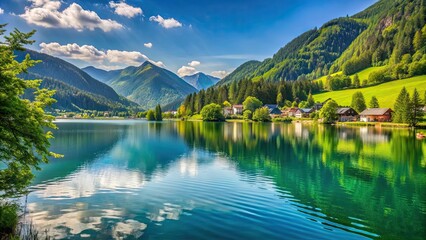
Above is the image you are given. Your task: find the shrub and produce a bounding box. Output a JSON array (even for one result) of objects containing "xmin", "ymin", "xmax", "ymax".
[
  {"xmin": 0, "ymin": 203, "xmax": 19, "ymax": 236},
  {"xmin": 146, "ymin": 110, "xmax": 155, "ymax": 121},
  {"xmin": 252, "ymin": 107, "xmax": 271, "ymax": 122},
  {"xmin": 243, "ymin": 110, "xmax": 252, "ymax": 120},
  {"xmin": 201, "ymin": 103, "xmax": 225, "ymax": 121}
]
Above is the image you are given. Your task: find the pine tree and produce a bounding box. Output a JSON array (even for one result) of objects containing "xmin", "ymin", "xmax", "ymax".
[
  {"xmin": 393, "ymin": 87, "xmax": 410, "ymax": 123},
  {"xmin": 369, "ymin": 96, "xmax": 380, "ymax": 108},
  {"xmin": 276, "ymin": 92, "xmax": 284, "ymax": 107},
  {"xmin": 155, "ymin": 104, "xmax": 163, "ymax": 121},
  {"xmin": 307, "ymin": 92, "xmax": 315, "ymax": 107},
  {"xmin": 351, "ymin": 91, "xmax": 367, "ymax": 113},
  {"xmin": 410, "ymin": 88, "xmax": 424, "ymax": 127}
]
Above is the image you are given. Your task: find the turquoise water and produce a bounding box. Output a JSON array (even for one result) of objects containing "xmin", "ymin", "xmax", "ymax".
[{"xmin": 25, "ymin": 120, "xmax": 426, "ymax": 239}]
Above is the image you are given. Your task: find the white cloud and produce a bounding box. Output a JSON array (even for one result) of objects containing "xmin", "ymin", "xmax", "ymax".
[
  {"xmin": 149, "ymin": 15, "xmax": 182, "ymax": 29},
  {"xmin": 188, "ymin": 61, "xmax": 200, "ymax": 67},
  {"xmin": 109, "ymin": 1, "xmax": 142, "ymax": 18},
  {"xmin": 20, "ymin": 0, "xmax": 123, "ymax": 32},
  {"xmin": 177, "ymin": 60, "xmax": 202, "ymax": 76},
  {"xmin": 149, "ymin": 60, "xmax": 165, "ymax": 68},
  {"xmin": 39, "ymin": 42, "xmax": 164, "ymax": 70},
  {"xmin": 211, "ymin": 70, "xmax": 228, "ymax": 79},
  {"xmin": 177, "ymin": 66, "xmax": 197, "ymax": 77},
  {"xmin": 144, "ymin": 42, "xmax": 153, "ymax": 48},
  {"xmin": 0, "ymin": 8, "xmax": 4, "ymax": 15}
]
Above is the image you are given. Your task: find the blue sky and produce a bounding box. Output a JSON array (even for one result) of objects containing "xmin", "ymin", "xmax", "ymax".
[{"xmin": 0, "ymin": 0, "xmax": 376, "ymax": 78}]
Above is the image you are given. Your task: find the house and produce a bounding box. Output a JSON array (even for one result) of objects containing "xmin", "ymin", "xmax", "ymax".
[
  {"xmin": 295, "ymin": 108, "xmax": 313, "ymax": 118},
  {"xmin": 264, "ymin": 104, "xmax": 282, "ymax": 115},
  {"xmin": 312, "ymin": 98, "xmax": 332, "ymax": 111},
  {"xmin": 223, "ymin": 107, "xmax": 233, "ymax": 116},
  {"xmin": 232, "ymin": 105, "xmax": 244, "ymax": 115},
  {"xmin": 359, "ymin": 108, "xmax": 393, "ymax": 122},
  {"xmin": 282, "ymin": 107, "xmax": 299, "ymax": 117},
  {"xmin": 336, "ymin": 107, "xmax": 358, "ymax": 122}
]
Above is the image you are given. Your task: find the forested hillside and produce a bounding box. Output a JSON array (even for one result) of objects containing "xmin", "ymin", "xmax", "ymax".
[
  {"xmin": 107, "ymin": 61, "xmax": 197, "ymax": 109},
  {"xmin": 17, "ymin": 50, "xmax": 137, "ymax": 111},
  {"xmin": 218, "ymin": 0, "xmax": 426, "ymax": 85}
]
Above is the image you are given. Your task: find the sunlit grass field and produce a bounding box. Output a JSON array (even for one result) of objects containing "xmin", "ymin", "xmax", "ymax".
[{"xmin": 313, "ymin": 75, "xmax": 426, "ymax": 108}]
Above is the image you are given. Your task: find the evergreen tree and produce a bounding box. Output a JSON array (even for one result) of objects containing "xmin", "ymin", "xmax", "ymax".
[
  {"xmin": 369, "ymin": 96, "xmax": 380, "ymax": 108},
  {"xmin": 229, "ymin": 81, "xmax": 237, "ymax": 103},
  {"xmin": 393, "ymin": 87, "xmax": 410, "ymax": 123},
  {"xmin": 351, "ymin": 91, "xmax": 367, "ymax": 113},
  {"xmin": 276, "ymin": 92, "xmax": 284, "ymax": 107},
  {"xmin": 307, "ymin": 92, "xmax": 315, "ymax": 107},
  {"xmin": 155, "ymin": 104, "xmax": 162, "ymax": 121},
  {"xmin": 409, "ymin": 88, "xmax": 424, "ymax": 127}
]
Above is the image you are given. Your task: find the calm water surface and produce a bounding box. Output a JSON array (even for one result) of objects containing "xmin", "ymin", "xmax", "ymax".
[{"xmin": 25, "ymin": 120, "xmax": 426, "ymax": 239}]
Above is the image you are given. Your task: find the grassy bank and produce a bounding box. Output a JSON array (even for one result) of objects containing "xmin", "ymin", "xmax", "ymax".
[{"xmin": 313, "ymin": 75, "xmax": 426, "ymax": 108}]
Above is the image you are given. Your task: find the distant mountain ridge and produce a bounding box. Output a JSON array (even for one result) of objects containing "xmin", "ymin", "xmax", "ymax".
[
  {"xmin": 81, "ymin": 66, "xmax": 121, "ymax": 83},
  {"xmin": 83, "ymin": 63, "xmax": 197, "ymax": 109},
  {"xmin": 16, "ymin": 50, "xmax": 137, "ymax": 111},
  {"xmin": 182, "ymin": 72, "xmax": 220, "ymax": 90}
]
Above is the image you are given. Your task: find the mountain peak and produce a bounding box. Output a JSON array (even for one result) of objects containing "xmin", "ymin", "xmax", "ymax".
[{"xmin": 182, "ymin": 72, "xmax": 219, "ymax": 90}]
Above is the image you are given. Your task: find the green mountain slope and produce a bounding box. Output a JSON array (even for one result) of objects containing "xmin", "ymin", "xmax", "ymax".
[
  {"xmin": 108, "ymin": 62, "xmax": 197, "ymax": 109},
  {"xmin": 218, "ymin": 60, "xmax": 261, "ymax": 85},
  {"xmin": 17, "ymin": 50, "xmax": 137, "ymax": 111},
  {"xmin": 81, "ymin": 66, "xmax": 121, "ymax": 83},
  {"xmin": 218, "ymin": 0, "xmax": 425, "ymax": 85}
]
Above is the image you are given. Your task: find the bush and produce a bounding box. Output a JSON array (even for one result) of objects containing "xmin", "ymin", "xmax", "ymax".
[
  {"xmin": 146, "ymin": 110, "xmax": 155, "ymax": 121},
  {"xmin": 368, "ymin": 68, "xmax": 392, "ymax": 84},
  {"xmin": 272, "ymin": 117, "xmax": 292, "ymax": 122},
  {"xmin": 201, "ymin": 103, "xmax": 225, "ymax": 121},
  {"xmin": 252, "ymin": 107, "xmax": 271, "ymax": 122},
  {"xmin": 0, "ymin": 203, "xmax": 19, "ymax": 236},
  {"xmin": 243, "ymin": 110, "xmax": 252, "ymax": 120},
  {"xmin": 320, "ymin": 100, "xmax": 338, "ymax": 123}
]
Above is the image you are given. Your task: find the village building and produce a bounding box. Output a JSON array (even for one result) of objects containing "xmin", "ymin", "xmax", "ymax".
[
  {"xmin": 232, "ymin": 105, "xmax": 244, "ymax": 115},
  {"xmin": 336, "ymin": 107, "xmax": 358, "ymax": 122},
  {"xmin": 282, "ymin": 107, "xmax": 298, "ymax": 117},
  {"xmin": 264, "ymin": 104, "xmax": 282, "ymax": 115},
  {"xmin": 312, "ymin": 98, "xmax": 332, "ymax": 112},
  {"xmin": 223, "ymin": 107, "xmax": 233, "ymax": 116},
  {"xmin": 295, "ymin": 108, "xmax": 313, "ymax": 118},
  {"xmin": 359, "ymin": 108, "xmax": 393, "ymax": 122}
]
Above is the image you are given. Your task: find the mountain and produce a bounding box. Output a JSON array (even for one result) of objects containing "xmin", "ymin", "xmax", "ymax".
[
  {"xmin": 16, "ymin": 50, "xmax": 137, "ymax": 111},
  {"xmin": 218, "ymin": 0, "xmax": 425, "ymax": 85},
  {"xmin": 106, "ymin": 61, "xmax": 197, "ymax": 109},
  {"xmin": 217, "ymin": 60, "xmax": 261, "ymax": 85},
  {"xmin": 182, "ymin": 72, "xmax": 220, "ymax": 90},
  {"xmin": 81, "ymin": 66, "xmax": 121, "ymax": 83}
]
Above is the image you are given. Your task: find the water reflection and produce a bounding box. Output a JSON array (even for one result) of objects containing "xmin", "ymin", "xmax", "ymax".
[{"xmin": 25, "ymin": 120, "xmax": 426, "ymax": 239}]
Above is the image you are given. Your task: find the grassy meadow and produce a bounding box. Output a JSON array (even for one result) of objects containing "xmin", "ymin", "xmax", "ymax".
[{"xmin": 313, "ymin": 75, "xmax": 426, "ymax": 108}]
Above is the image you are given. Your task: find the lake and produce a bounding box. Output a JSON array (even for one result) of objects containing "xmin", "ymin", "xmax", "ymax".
[{"xmin": 24, "ymin": 120, "xmax": 426, "ymax": 239}]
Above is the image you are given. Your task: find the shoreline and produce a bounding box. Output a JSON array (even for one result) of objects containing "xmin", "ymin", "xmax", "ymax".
[{"xmin": 54, "ymin": 117, "xmax": 426, "ymax": 129}]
